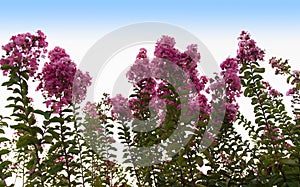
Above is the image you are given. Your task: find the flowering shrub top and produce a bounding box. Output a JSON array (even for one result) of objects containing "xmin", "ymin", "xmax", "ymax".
[
  {"xmin": 0, "ymin": 30, "xmax": 299, "ymax": 187},
  {"xmin": 37, "ymin": 47, "xmax": 92, "ymax": 112},
  {"xmin": 0, "ymin": 30, "xmax": 48, "ymax": 76}
]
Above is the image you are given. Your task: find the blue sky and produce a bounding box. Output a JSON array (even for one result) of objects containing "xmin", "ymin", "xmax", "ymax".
[
  {"xmin": 0, "ymin": 1, "xmax": 299, "ymax": 31},
  {"xmin": 0, "ymin": 1, "xmax": 298, "ymax": 36},
  {"xmin": 1, "ymin": 0, "xmax": 299, "ymax": 57}
]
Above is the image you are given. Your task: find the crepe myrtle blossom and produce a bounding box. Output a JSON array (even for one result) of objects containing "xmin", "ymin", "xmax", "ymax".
[
  {"xmin": 261, "ymin": 81, "xmax": 283, "ymax": 97},
  {"xmin": 154, "ymin": 35, "xmax": 180, "ymax": 64},
  {"xmin": 154, "ymin": 36, "xmax": 204, "ymax": 93},
  {"xmin": 286, "ymin": 88, "xmax": 296, "ymax": 96},
  {"xmin": 237, "ymin": 30, "xmax": 265, "ymax": 63},
  {"xmin": 220, "ymin": 58, "xmax": 241, "ymax": 101},
  {"xmin": 269, "ymin": 88, "xmax": 283, "ymax": 97},
  {"xmin": 126, "ymin": 56, "xmax": 152, "ymax": 83},
  {"xmin": 37, "ymin": 47, "xmax": 92, "ymax": 113},
  {"xmin": 83, "ymin": 101, "xmax": 99, "ymax": 118},
  {"xmin": 0, "ymin": 30, "xmax": 48, "ymax": 76},
  {"xmin": 263, "ymin": 124, "xmax": 284, "ymax": 141},
  {"xmin": 220, "ymin": 58, "xmax": 241, "ymax": 122},
  {"xmin": 269, "ymin": 57, "xmax": 291, "ymax": 75},
  {"xmin": 119, "ymin": 36, "xmax": 210, "ymax": 126},
  {"xmin": 48, "ymin": 46, "xmax": 70, "ymax": 62},
  {"xmin": 111, "ymin": 94, "xmax": 132, "ymax": 121},
  {"xmin": 136, "ymin": 48, "xmax": 147, "ymax": 59},
  {"xmin": 72, "ymin": 70, "xmax": 92, "ymax": 103}
]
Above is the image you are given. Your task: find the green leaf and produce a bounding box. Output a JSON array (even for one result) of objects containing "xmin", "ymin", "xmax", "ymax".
[
  {"xmin": 252, "ymin": 74, "xmax": 263, "ymax": 81},
  {"xmin": 31, "ymin": 126, "xmax": 43, "ymax": 135},
  {"xmin": 6, "ymin": 104, "xmax": 24, "ymax": 111},
  {"xmin": 20, "ymin": 80, "xmax": 28, "ymax": 95},
  {"xmin": 48, "ymin": 129, "xmax": 60, "ymax": 140},
  {"xmin": 0, "ymin": 160, "xmax": 12, "ymax": 168},
  {"xmin": 28, "ymin": 115, "xmax": 36, "ymax": 125},
  {"xmin": 11, "ymin": 124, "xmax": 30, "ymax": 132},
  {"xmin": 12, "ymin": 88, "xmax": 21, "ymax": 94},
  {"xmin": 2, "ymin": 80, "xmax": 15, "ymax": 87},
  {"xmin": 244, "ymin": 71, "xmax": 251, "ymax": 79},
  {"xmin": 196, "ymin": 157, "xmax": 203, "ymax": 167},
  {"xmin": 49, "ymin": 117, "xmax": 64, "ymax": 124},
  {"xmin": 251, "ymin": 98, "xmax": 258, "ymax": 105},
  {"xmin": 1, "ymin": 64, "xmax": 13, "ymax": 70},
  {"xmin": 254, "ymin": 68, "xmax": 265, "ymax": 73},
  {"xmin": 0, "ymin": 149, "xmax": 10, "ymax": 156},
  {"xmin": 69, "ymin": 148, "xmax": 80, "ymax": 154},
  {"xmin": 34, "ymin": 109, "xmax": 45, "ymax": 115},
  {"xmin": 244, "ymin": 87, "xmax": 253, "ymax": 97},
  {"xmin": 20, "ymin": 71, "xmax": 29, "ymax": 80},
  {"xmin": 0, "ymin": 137, "xmax": 9, "ymax": 143},
  {"xmin": 11, "ymin": 113, "xmax": 27, "ymax": 121},
  {"xmin": 43, "ymin": 135, "xmax": 53, "ymax": 143},
  {"xmin": 16, "ymin": 135, "xmax": 38, "ymax": 148},
  {"xmin": 280, "ymin": 158, "xmax": 298, "ymax": 166},
  {"xmin": 49, "ymin": 164, "xmax": 63, "ymax": 175}
]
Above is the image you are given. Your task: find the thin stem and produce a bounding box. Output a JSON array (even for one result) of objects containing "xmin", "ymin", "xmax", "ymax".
[
  {"xmin": 59, "ymin": 111, "xmax": 72, "ymax": 187},
  {"xmin": 249, "ymin": 64, "xmax": 287, "ymax": 183},
  {"xmin": 73, "ymin": 105, "xmax": 86, "ymax": 187}
]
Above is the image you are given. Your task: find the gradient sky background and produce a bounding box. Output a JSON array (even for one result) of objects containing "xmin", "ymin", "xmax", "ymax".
[{"xmin": 0, "ymin": 0, "xmax": 299, "ymax": 63}]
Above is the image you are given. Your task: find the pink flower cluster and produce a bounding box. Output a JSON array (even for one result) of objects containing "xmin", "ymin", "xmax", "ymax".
[
  {"xmin": 136, "ymin": 48, "xmax": 147, "ymax": 59},
  {"xmin": 154, "ymin": 35, "xmax": 180, "ymax": 63},
  {"xmin": 263, "ymin": 124, "xmax": 284, "ymax": 141},
  {"xmin": 111, "ymin": 94, "xmax": 132, "ymax": 121},
  {"xmin": 286, "ymin": 88, "xmax": 296, "ymax": 96},
  {"xmin": 83, "ymin": 101, "xmax": 99, "ymax": 118},
  {"xmin": 0, "ymin": 30, "xmax": 48, "ymax": 76},
  {"xmin": 73, "ymin": 70, "xmax": 92, "ymax": 104},
  {"xmin": 220, "ymin": 58, "xmax": 241, "ymax": 101},
  {"xmin": 113, "ymin": 35, "xmax": 210, "ymax": 126},
  {"xmin": 237, "ymin": 30, "xmax": 265, "ymax": 63},
  {"xmin": 220, "ymin": 58, "xmax": 242, "ymax": 122},
  {"xmin": 269, "ymin": 89, "xmax": 282, "ymax": 97},
  {"xmin": 269, "ymin": 57, "xmax": 290, "ymax": 75},
  {"xmin": 261, "ymin": 81, "xmax": 282, "ymax": 98},
  {"xmin": 154, "ymin": 36, "xmax": 202, "ymax": 92},
  {"xmin": 37, "ymin": 47, "xmax": 92, "ymax": 112}
]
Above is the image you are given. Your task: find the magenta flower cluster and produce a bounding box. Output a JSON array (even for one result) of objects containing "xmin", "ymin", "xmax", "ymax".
[
  {"xmin": 261, "ymin": 81, "xmax": 283, "ymax": 97},
  {"xmin": 111, "ymin": 94, "xmax": 132, "ymax": 120},
  {"xmin": 83, "ymin": 101, "xmax": 99, "ymax": 118},
  {"xmin": 237, "ymin": 30, "xmax": 265, "ymax": 63},
  {"xmin": 112, "ymin": 35, "xmax": 210, "ymax": 126},
  {"xmin": 220, "ymin": 58, "xmax": 242, "ymax": 121},
  {"xmin": 0, "ymin": 30, "xmax": 48, "ymax": 76},
  {"xmin": 37, "ymin": 47, "xmax": 92, "ymax": 112}
]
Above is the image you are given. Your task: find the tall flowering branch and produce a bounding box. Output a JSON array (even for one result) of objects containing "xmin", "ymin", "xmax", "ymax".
[
  {"xmin": 36, "ymin": 46, "xmax": 92, "ymax": 186},
  {"xmin": 112, "ymin": 35, "xmax": 212, "ymax": 186},
  {"xmin": 269, "ymin": 57, "xmax": 300, "ymax": 120},
  {"xmin": 0, "ymin": 30, "xmax": 48, "ymax": 186},
  {"xmin": 83, "ymin": 95, "xmax": 127, "ymax": 186},
  {"xmin": 236, "ymin": 30, "xmax": 299, "ymax": 185}
]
